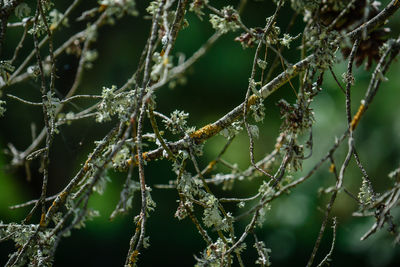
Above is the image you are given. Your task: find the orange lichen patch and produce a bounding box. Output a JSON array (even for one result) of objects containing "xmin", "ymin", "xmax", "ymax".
[
  {"xmin": 47, "ymin": 191, "xmax": 68, "ymax": 215},
  {"xmin": 350, "ymin": 103, "xmax": 365, "ymax": 131},
  {"xmin": 98, "ymin": 4, "xmax": 107, "ymax": 12},
  {"xmin": 135, "ymin": 152, "xmax": 149, "ymax": 162},
  {"xmin": 59, "ymin": 191, "xmax": 68, "ymax": 201},
  {"xmin": 207, "ymin": 247, "xmax": 212, "ymax": 257},
  {"xmin": 135, "ymin": 218, "xmax": 142, "ymax": 233},
  {"xmin": 163, "ymin": 56, "xmax": 169, "ymax": 66},
  {"xmin": 83, "ymin": 156, "xmax": 92, "ymax": 172},
  {"xmin": 329, "ymin": 163, "xmax": 335, "ymax": 173},
  {"xmin": 52, "ymin": 191, "xmax": 67, "ymax": 207},
  {"xmin": 190, "ymin": 124, "xmax": 222, "ymax": 142},
  {"xmin": 274, "ymin": 133, "xmax": 285, "ymax": 151},
  {"xmin": 205, "ymin": 160, "xmax": 217, "ymax": 173},
  {"xmin": 39, "ymin": 213, "xmax": 46, "ymax": 227},
  {"xmin": 247, "ymin": 95, "xmax": 259, "ymax": 109},
  {"xmin": 275, "ymin": 143, "xmax": 282, "ymax": 151},
  {"xmin": 127, "ymin": 152, "xmax": 150, "ymax": 166},
  {"xmin": 129, "ymin": 250, "xmax": 140, "ymax": 264}
]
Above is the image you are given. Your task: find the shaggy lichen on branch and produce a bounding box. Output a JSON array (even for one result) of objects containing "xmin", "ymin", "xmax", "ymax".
[{"xmin": 1, "ymin": 1, "xmax": 400, "ymax": 266}]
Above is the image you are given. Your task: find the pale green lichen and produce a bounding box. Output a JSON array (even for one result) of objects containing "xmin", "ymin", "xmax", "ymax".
[
  {"xmin": 100, "ymin": 0, "xmax": 138, "ymax": 19},
  {"xmin": 358, "ymin": 178, "xmax": 375, "ymax": 207},
  {"xmin": 250, "ymin": 97, "xmax": 266, "ymax": 122},
  {"xmin": 146, "ymin": 0, "xmax": 162, "ymax": 15},
  {"xmin": 150, "ymin": 52, "xmax": 173, "ymax": 81},
  {"xmin": 209, "ymin": 6, "xmax": 240, "ymax": 34},
  {"xmin": 0, "ymin": 60, "xmax": 14, "ymax": 84},
  {"xmin": 306, "ymin": 27, "xmax": 339, "ymax": 70},
  {"xmin": 0, "ymin": 100, "xmax": 6, "ymax": 117},
  {"xmin": 163, "ymin": 110, "xmax": 189, "ymax": 134},
  {"xmin": 195, "ymin": 238, "xmax": 232, "ymax": 267},
  {"xmin": 257, "ymin": 59, "xmax": 268, "ymax": 70},
  {"xmin": 14, "ymin": 3, "xmax": 31, "ymax": 18},
  {"xmin": 254, "ymin": 241, "xmax": 272, "ymax": 266},
  {"xmin": 49, "ymin": 9, "xmax": 69, "ymax": 29},
  {"xmin": 220, "ymin": 121, "xmax": 243, "ymax": 139},
  {"xmin": 189, "ymin": 0, "xmax": 209, "ymax": 20},
  {"xmin": 96, "ymin": 85, "xmax": 136, "ymax": 123},
  {"xmin": 83, "ymin": 49, "xmax": 98, "ymax": 69},
  {"xmin": 248, "ymin": 124, "xmax": 259, "ymax": 139},
  {"xmin": 279, "ymin": 33, "xmax": 301, "ymax": 48}
]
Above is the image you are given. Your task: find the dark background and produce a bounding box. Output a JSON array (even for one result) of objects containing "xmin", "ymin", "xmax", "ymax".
[{"xmin": 1, "ymin": 1, "xmax": 400, "ymax": 266}]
